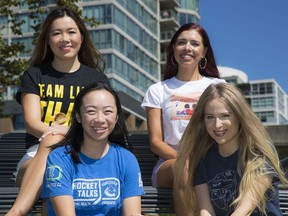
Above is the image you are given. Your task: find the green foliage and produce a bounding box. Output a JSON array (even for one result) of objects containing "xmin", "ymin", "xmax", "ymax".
[
  {"xmin": 0, "ymin": 1, "xmax": 28, "ymax": 117},
  {"xmin": 0, "ymin": 37, "xmax": 27, "ymax": 86},
  {"xmin": 0, "ymin": 0, "xmax": 28, "ymax": 86}
]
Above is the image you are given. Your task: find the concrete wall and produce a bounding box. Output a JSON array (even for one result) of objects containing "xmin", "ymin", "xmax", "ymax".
[
  {"xmin": 266, "ymin": 125, "xmax": 288, "ymax": 160},
  {"xmin": 266, "ymin": 125, "xmax": 288, "ymax": 147}
]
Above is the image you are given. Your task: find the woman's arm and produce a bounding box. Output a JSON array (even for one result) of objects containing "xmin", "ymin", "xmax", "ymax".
[
  {"xmin": 146, "ymin": 107, "xmax": 177, "ymax": 160},
  {"xmin": 195, "ymin": 183, "xmax": 216, "ymax": 216},
  {"xmin": 50, "ymin": 196, "xmax": 76, "ymax": 216},
  {"xmin": 5, "ymin": 134, "xmax": 65, "ymax": 216},
  {"xmin": 231, "ymin": 175, "xmax": 272, "ymax": 216},
  {"xmin": 22, "ymin": 92, "xmax": 49, "ymax": 138},
  {"xmin": 22, "ymin": 92, "xmax": 69, "ymax": 140},
  {"xmin": 122, "ymin": 196, "xmax": 142, "ymax": 216}
]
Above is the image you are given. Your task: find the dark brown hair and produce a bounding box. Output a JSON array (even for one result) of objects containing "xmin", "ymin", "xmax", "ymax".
[
  {"xmin": 164, "ymin": 23, "xmax": 219, "ymax": 80},
  {"xmin": 29, "ymin": 7, "xmax": 104, "ymax": 72}
]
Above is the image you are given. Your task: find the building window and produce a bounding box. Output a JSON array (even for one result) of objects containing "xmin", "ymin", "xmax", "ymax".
[
  {"xmin": 252, "ymin": 97, "xmax": 274, "ymax": 109},
  {"xmin": 266, "ymin": 82, "xmax": 273, "ymax": 94},
  {"xmin": 179, "ymin": 13, "xmax": 199, "ymax": 26},
  {"xmin": 252, "ymin": 82, "xmax": 275, "ymax": 95},
  {"xmin": 0, "ymin": 16, "xmax": 8, "ymax": 35},
  {"xmin": 256, "ymin": 111, "xmax": 275, "ymax": 123},
  {"xmin": 179, "ymin": 0, "xmax": 198, "ymax": 9}
]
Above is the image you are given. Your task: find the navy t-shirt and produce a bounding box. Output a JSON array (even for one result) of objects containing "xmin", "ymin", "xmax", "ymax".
[{"xmin": 194, "ymin": 143, "xmax": 281, "ymax": 216}]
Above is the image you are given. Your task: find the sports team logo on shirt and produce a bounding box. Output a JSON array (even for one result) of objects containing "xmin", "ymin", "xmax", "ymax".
[
  {"xmin": 73, "ymin": 178, "xmax": 120, "ymax": 206},
  {"xmin": 46, "ymin": 165, "xmax": 63, "ymax": 181}
]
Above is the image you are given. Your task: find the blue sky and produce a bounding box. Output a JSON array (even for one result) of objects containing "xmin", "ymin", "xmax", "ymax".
[{"xmin": 199, "ymin": 1, "xmax": 288, "ymax": 93}]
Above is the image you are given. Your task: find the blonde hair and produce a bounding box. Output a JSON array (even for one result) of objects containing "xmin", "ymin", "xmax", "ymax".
[{"xmin": 174, "ymin": 83, "xmax": 288, "ymax": 214}]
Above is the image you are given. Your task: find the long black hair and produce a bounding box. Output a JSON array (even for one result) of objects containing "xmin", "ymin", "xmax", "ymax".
[{"xmin": 51, "ymin": 82, "xmax": 131, "ymax": 163}]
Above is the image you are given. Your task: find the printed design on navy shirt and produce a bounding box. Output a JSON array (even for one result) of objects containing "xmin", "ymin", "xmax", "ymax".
[
  {"xmin": 208, "ymin": 170, "xmax": 238, "ymax": 214},
  {"xmin": 170, "ymin": 93, "xmax": 201, "ymax": 120}
]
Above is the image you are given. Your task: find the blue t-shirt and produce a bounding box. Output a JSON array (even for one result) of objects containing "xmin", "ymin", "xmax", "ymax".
[
  {"xmin": 194, "ymin": 143, "xmax": 281, "ymax": 216},
  {"xmin": 42, "ymin": 143, "xmax": 144, "ymax": 216}
]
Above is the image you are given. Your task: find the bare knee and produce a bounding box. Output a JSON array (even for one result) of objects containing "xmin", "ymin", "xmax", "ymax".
[{"xmin": 157, "ymin": 159, "xmax": 176, "ymax": 188}]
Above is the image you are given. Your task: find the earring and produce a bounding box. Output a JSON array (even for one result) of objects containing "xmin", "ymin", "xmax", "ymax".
[
  {"xmin": 199, "ymin": 57, "xmax": 207, "ymax": 69},
  {"xmin": 171, "ymin": 55, "xmax": 177, "ymax": 66}
]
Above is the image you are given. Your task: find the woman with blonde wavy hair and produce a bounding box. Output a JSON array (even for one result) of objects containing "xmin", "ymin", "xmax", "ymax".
[{"xmin": 174, "ymin": 83, "xmax": 287, "ymax": 215}]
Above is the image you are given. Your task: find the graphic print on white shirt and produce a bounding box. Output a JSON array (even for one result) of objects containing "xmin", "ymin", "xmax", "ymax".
[{"xmin": 170, "ymin": 92, "xmax": 201, "ymax": 120}]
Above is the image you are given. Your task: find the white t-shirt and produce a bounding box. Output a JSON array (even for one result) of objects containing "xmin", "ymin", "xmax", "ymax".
[{"xmin": 142, "ymin": 76, "xmax": 225, "ymax": 150}]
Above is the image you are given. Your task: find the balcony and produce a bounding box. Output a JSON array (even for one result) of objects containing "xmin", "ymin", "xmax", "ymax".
[
  {"xmin": 160, "ymin": 0, "xmax": 179, "ymax": 10},
  {"xmin": 160, "ymin": 9, "xmax": 179, "ymax": 31}
]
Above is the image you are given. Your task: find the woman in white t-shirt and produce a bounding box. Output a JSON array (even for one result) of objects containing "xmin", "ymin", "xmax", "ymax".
[
  {"xmin": 141, "ymin": 23, "xmax": 225, "ymax": 190},
  {"xmin": 142, "ymin": 23, "xmax": 225, "ymax": 215}
]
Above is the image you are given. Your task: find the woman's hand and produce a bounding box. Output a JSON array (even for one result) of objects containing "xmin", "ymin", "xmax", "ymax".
[
  {"xmin": 231, "ymin": 175, "xmax": 272, "ymax": 216},
  {"xmin": 39, "ymin": 125, "xmax": 69, "ymax": 141}
]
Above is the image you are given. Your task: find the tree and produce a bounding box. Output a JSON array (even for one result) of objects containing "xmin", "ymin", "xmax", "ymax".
[
  {"xmin": 0, "ymin": 0, "xmax": 27, "ymax": 86},
  {"xmin": 0, "ymin": 0, "xmax": 99, "ymax": 113}
]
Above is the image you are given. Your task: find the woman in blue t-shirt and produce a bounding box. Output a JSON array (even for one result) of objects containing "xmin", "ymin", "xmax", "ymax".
[
  {"xmin": 42, "ymin": 82, "xmax": 144, "ymax": 215},
  {"xmin": 174, "ymin": 83, "xmax": 288, "ymax": 215}
]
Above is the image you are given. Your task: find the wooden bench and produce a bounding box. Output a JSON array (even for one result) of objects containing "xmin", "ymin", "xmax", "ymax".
[{"xmin": 0, "ymin": 132, "xmax": 287, "ymax": 215}]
